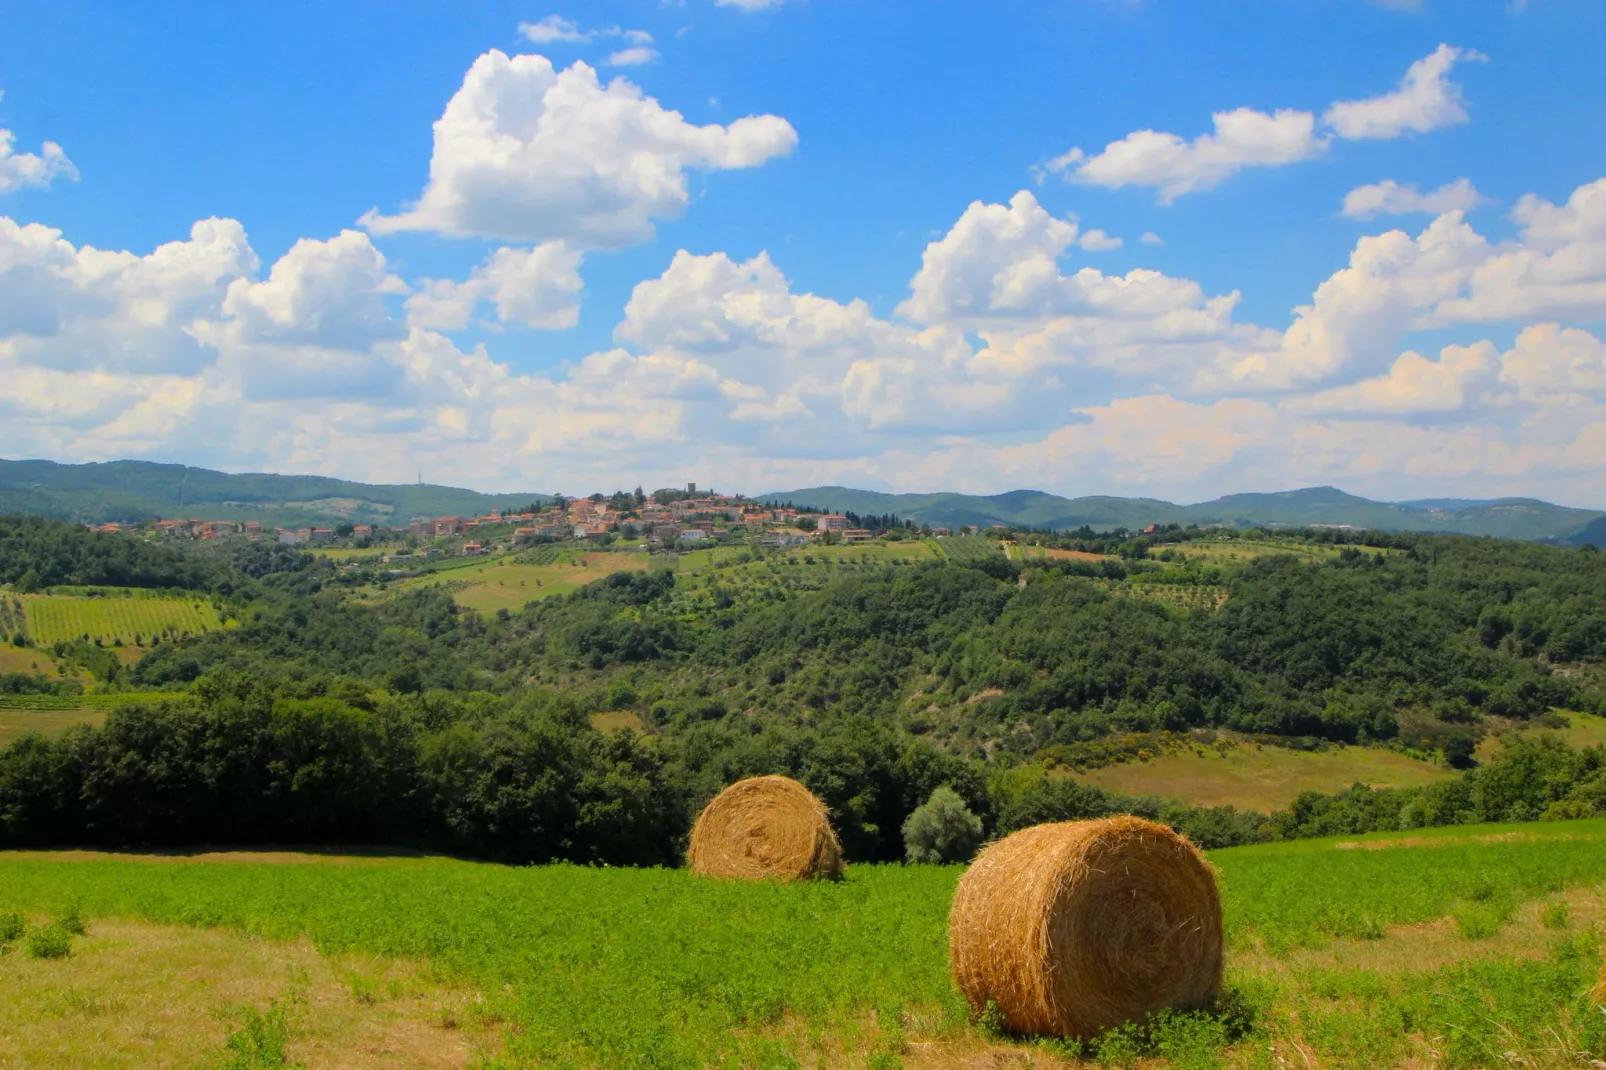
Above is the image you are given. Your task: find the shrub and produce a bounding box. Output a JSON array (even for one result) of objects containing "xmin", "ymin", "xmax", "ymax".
[
  {"xmin": 27, "ymin": 924, "xmax": 72, "ymax": 959},
  {"xmin": 903, "ymin": 785, "xmax": 984, "ymax": 864},
  {"xmin": 212, "ymin": 998, "xmax": 301, "ymax": 1069},
  {"xmin": 57, "ymin": 905, "xmax": 87, "ymax": 936},
  {"xmin": 0, "ymin": 911, "xmax": 23, "ymax": 943}
]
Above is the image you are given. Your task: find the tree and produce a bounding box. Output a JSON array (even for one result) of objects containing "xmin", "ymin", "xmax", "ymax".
[
  {"xmin": 1442, "ymin": 730, "xmax": 1478, "ymax": 770},
  {"xmin": 902, "ymin": 785, "xmax": 984, "ymax": 863}
]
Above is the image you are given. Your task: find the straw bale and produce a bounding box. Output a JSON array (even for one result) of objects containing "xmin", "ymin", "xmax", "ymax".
[
  {"xmin": 687, "ymin": 775, "xmax": 844, "ymax": 881},
  {"xmin": 948, "ymin": 816, "xmax": 1222, "ymax": 1039}
]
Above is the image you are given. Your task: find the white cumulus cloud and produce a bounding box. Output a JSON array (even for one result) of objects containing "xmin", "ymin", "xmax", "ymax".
[
  {"xmin": 1051, "ymin": 108, "xmax": 1323, "ymax": 203},
  {"xmin": 0, "ymin": 126, "xmax": 77, "ymax": 195},
  {"xmin": 605, "ymin": 46, "xmax": 659, "ymax": 67},
  {"xmin": 1342, "ymin": 178, "xmax": 1486, "ymax": 218},
  {"xmin": 1323, "ymin": 44, "xmax": 1483, "ymax": 140},
  {"xmin": 517, "ymin": 15, "xmax": 591, "ymax": 44},
  {"xmin": 361, "ymin": 51, "xmax": 796, "ymax": 248},
  {"xmin": 406, "ymin": 242, "xmax": 584, "ymax": 331},
  {"xmin": 1054, "ymin": 45, "xmax": 1481, "ymax": 202}
]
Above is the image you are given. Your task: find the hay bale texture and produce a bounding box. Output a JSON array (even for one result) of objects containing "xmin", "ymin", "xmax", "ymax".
[
  {"xmin": 948, "ymin": 816, "xmax": 1222, "ymax": 1039},
  {"xmin": 687, "ymin": 775, "xmax": 844, "ymax": 882}
]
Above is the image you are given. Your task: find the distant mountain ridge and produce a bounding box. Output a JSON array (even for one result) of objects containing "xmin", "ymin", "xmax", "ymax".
[
  {"xmin": 758, "ymin": 485, "xmax": 1605, "ymax": 543},
  {"xmin": 2, "ymin": 458, "xmax": 1598, "ymax": 542},
  {"xmin": 0, "ymin": 459, "xmax": 551, "ymax": 528}
]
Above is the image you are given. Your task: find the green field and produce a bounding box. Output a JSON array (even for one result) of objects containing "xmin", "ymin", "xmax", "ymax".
[
  {"xmin": 4, "ymin": 819, "xmax": 1606, "ymax": 1067},
  {"xmin": 1071, "ymin": 739, "xmax": 1456, "ymax": 812},
  {"xmin": 0, "ymin": 693, "xmax": 187, "ymax": 747},
  {"xmin": 310, "ymin": 546, "xmax": 390, "ymax": 561},
  {"xmin": 396, "ymin": 551, "xmax": 651, "ymax": 612},
  {"xmin": 0, "ymin": 708, "xmax": 105, "ymax": 748},
  {"xmin": 21, "ymin": 592, "xmax": 224, "ymax": 646}
]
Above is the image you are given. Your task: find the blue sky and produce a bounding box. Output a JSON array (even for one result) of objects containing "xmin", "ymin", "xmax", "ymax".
[{"xmin": 2, "ymin": 0, "xmax": 1604, "ymax": 503}]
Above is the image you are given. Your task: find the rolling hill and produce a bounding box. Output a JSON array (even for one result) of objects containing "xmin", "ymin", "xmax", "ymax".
[
  {"xmin": 3, "ymin": 457, "xmax": 1600, "ymax": 540},
  {"xmin": 0, "ymin": 459, "xmax": 551, "ymax": 528},
  {"xmin": 759, "ymin": 485, "xmax": 1606, "ymax": 541}
]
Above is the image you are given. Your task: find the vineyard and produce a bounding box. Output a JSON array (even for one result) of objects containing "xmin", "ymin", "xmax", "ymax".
[
  {"xmin": 1100, "ymin": 580, "xmax": 1230, "ymax": 612},
  {"xmin": 21, "ymin": 593, "xmax": 225, "ymax": 646},
  {"xmin": 932, "ymin": 534, "xmax": 1004, "ymax": 564},
  {"xmin": 0, "ymin": 692, "xmax": 182, "ymax": 711},
  {"xmin": 0, "ymin": 596, "xmax": 25, "ymax": 641}
]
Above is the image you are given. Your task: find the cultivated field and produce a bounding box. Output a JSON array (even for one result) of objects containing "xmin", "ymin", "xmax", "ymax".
[
  {"xmin": 20, "ymin": 593, "xmax": 224, "ymax": 646},
  {"xmin": 311, "ymin": 546, "xmax": 390, "ymax": 562},
  {"xmin": 0, "ymin": 694, "xmax": 187, "ymax": 748},
  {"xmin": 397, "ymin": 551, "xmax": 651, "ymax": 612},
  {"xmin": 1159, "ymin": 539, "xmax": 1393, "ymax": 565},
  {"xmin": 1071, "ymin": 740, "xmax": 1455, "ymax": 812},
  {"xmin": 3, "ymin": 819, "xmax": 1605, "ymax": 1067},
  {"xmin": 1011, "ymin": 545, "xmax": 1110, "ymax": 563}
]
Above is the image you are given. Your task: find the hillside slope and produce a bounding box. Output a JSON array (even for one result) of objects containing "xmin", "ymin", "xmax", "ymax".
[
  {"xmin": 0, "ymin": 459, "xmax": 550, "ymax": 527},
  {"xmin": 760, "ymin": 484, "xmax": 1603, "ymax": 539}
]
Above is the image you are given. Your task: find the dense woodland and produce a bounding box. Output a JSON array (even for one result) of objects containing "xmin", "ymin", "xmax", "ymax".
[{"xmin": 2, "ymin": 514, "xmax": 1605, "ymax": 862}]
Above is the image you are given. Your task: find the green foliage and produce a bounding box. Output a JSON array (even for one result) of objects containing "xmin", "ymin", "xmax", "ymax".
[
  {"xmin": 902, "ymin": 785, "xmax": 983, "ymax": 863},
  {"xmin": 26, "ymin": 922, "xmax": 71, "ymax": 959},
  {"xmin": 210, "ymin": 999, "xmax": 302, "ymax": 1069},
  {"xmin": 0, "ymin": 514, "xmax": 265, "ymax": 594},
  {"xmin": 1541, "ymin": 900, "xmax": 1570, "ymax": 929},
  {"xmin": 1273, "ymin": 735, "xmax": 1606, "ymax": 838},
  {"xmin": 0, "ymin": 910, "xmax": 22, "ymax": 943}
]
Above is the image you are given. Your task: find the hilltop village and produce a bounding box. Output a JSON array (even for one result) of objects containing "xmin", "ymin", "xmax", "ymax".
[{"xmin": 78, "ymin": 485, "xmax": 982, "ymax": 558}]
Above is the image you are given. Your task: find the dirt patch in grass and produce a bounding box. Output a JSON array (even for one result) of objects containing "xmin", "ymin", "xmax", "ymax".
[
  {"xmin": 0, "ymin": 917, "xmax": 502, "ymax": 1069},
  {"xmin": 1332, "ymin": 831, "xmax": 1582, "ymax": 852}
]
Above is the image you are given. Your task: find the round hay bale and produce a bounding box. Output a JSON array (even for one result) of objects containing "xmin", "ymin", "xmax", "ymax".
[
  {"xmin": 948, "ymin": 816, "xmax": 1222, "ymax": 1039},
  {"xmin": 687, "ymin": 775, "xmax": 844, "ymax": 882}
]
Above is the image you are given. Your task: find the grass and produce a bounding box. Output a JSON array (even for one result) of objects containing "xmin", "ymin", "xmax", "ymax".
[
  {"xmin": 1071, "ymin": 739, "xmax": 1454, "ymax": 812},
  {"xmin": 1478, "ymin": 709, "xmax": 1606, "ymax": 762},
  {"xmin": 5, "ymin": 819, "xmax": 1606, "ymax": 1067},
  {"xmin": 0, "ymin": 644, "xmax": 70, "ymax": 676},
  {"xmin": 22, "ymin": 592, "xmax": 224, "ymax": 646}
]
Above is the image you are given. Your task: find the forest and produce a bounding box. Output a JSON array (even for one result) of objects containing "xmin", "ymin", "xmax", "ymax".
[{"xmin": 2, "ymin": 514, "xmax": 1605, "ymax": 863}]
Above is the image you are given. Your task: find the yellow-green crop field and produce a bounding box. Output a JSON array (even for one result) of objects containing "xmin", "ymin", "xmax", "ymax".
[
  {"xmin": 1071, "ymin": 739, "xmax": 1456, "ymax": 813},
  {"xmin": 398, "ymin": 552, "xmax": 651, "ymax": 612},
  {"xmin": 21, "ymin": 594, "xmax": 225, "ymax": 646},
  {"xmin": 4, "ymin": 819, "xmax": 1606, "ymax": 1067}
]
